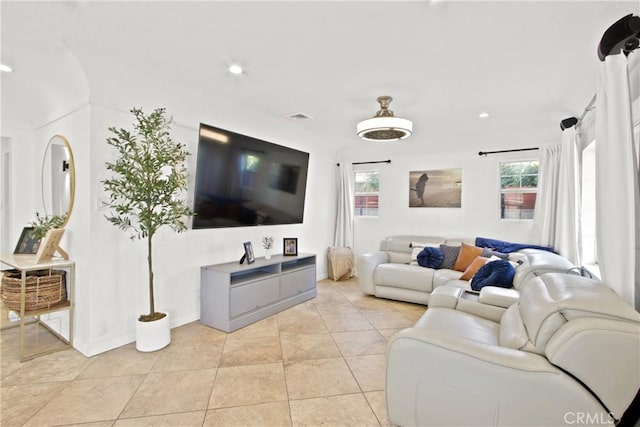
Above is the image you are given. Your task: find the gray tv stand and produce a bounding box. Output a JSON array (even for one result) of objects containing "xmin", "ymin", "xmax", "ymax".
[{"xmin": 200, "ymin": 253, "xmax": 317, "ymax": 332}]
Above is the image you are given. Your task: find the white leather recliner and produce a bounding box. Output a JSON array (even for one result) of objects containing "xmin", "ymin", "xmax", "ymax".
[{"xmin": 386, "ymin": 273, "xmax": 640, "ymax": 426}]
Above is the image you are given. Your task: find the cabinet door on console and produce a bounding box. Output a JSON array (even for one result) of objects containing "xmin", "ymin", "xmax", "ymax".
[
  {"xmin": 281, "ymin": 267, "xmax": 316, "ymax": 299},
  {"xmin": 230, "ymin": 277, "xmax": 280, "ymax": 317}
]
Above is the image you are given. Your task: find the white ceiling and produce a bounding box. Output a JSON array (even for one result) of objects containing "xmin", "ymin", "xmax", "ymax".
[{"xmin": 2, "ymin": 1, "xmax": 638, "ymax": 157}]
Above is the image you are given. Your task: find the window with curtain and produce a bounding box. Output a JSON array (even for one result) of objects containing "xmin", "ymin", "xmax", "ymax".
[
  {"xmin": 499, "ymin": 160, "xmax": 539, "ymax": 220},
  {"xmin": 354, "ymin": 170, "xmax": 379, "ymax": 216}
]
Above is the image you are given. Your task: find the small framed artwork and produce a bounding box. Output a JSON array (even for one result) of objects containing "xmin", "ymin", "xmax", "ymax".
[
  {"xmin": 283, "ymin": 238, "xmax": 298, "ymax": 256},
  {"xmin": 243, "ymin": 241, "xmax": 255, "ymax": 264},
  {"xmin": 14, "ymin": 227, "xmax": 41, "ymax": 254}
]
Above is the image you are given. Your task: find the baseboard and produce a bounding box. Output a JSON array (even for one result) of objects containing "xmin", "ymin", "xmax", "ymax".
[{"xmin": 76, "ymin": 311, "xmax": 201, "ymax": 357}]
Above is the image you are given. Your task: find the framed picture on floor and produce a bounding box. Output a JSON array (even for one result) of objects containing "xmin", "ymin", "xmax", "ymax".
[{"xmin": 283, "ymin": 238, "xmax": 298, "ymax": 256}]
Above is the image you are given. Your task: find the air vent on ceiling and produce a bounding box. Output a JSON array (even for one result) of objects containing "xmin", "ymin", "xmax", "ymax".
[{"xmin": 285, "ymin": 112, "xmax": 313, "ymax": 120}]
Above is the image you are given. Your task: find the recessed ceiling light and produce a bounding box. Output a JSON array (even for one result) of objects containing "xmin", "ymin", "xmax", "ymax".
[
  {"xmin": 478, "ymin": 112, "xmax": 490, "ymax": 118},
  {"xmin": 228, "ymin": 64, "xmax": 243, "ymax": 75},
  {"xmin": 0, "ymin": 64, "xmax": 13, "ymax": 73}
]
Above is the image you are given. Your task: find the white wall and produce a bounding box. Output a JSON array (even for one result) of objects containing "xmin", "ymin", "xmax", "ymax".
[
  {"xmin": 81, "ymin": 105, "xmax": 336, "ymax": 356},
  {"xmin": 339, "ymin": 148, "xmax": 541, "ymax": 259},
  {"xmin": 1, "ymin": 127, "xmax": 37, "ymax": 245},
  {"xmin": 3, "ymin": 103, "xmax": 337, "ymax": 357}
]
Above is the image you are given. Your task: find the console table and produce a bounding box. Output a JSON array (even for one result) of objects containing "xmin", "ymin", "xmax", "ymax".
[
  {"xmin": 200, "ymin": 253, "xmax": 316, "ymax": 332},
  {"xmin": 0, "ymin": 254, "xmax": 75, "ymax": 361}
]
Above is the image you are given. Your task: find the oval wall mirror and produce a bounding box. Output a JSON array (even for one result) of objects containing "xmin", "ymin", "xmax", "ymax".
[{"xmin": 41, "ymin": 135, "xmax": 75, "ymax": 227}]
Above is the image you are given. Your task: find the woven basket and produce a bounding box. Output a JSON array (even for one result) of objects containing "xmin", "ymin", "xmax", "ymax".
[{"xmin": 1, "ymin": 269, "xmax": 67, "ymax": 312}]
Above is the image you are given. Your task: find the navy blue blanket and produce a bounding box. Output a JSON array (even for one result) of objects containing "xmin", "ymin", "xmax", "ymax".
[{"xmin": 475, "ymin": 237, "xmax": 556, "ymax": 254}]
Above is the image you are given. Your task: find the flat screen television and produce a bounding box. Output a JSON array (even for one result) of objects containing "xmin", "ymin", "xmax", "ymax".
[{"xmin": 192, "ymin": 123, "xmax": 310, "ymax": 228}]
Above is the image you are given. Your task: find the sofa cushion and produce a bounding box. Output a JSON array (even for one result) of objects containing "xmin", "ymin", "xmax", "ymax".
[
  {"xmin": 453, "ymin": 243, "xmax": 484, "ymax": 272},
  {"xmin": 511, "ymin": 250, "xmax": 575, "ymax": 290},
  {"xmin": 380, "ymin": 236, "xmax": 445, "ymax": 264},
  {"xmin": 417, "ymin": 247, "xmax": 444, "ymax": 269},
  {"xmin": 433, "ymin": 269, "xmax": 465, "ymax": 288},
  {"xmin": 460, "ymin": 256, "xmax": 489, "ymax": 281},
  {"xmin": 374, "ymin": 264, "xmax": 435, "ymax": 293},
  {"xmin": 414, "ymin": 307, "xmax": 500, "ymax": 345},
  {"xmin": 439, "ymin": 244, "xmax": 461, "ymax": 270},
  {"xmin": 471, "ymin": 260, "xmax": 516, "ymax": 291}
]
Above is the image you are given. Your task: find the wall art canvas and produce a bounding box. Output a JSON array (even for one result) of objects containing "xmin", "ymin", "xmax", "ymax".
[{"xmin": 409, "ymin": 168, "xmax": 462, "ymax": 208}]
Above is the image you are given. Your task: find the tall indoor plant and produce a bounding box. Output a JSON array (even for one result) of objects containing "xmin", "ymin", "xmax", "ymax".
[{"xmin": 102, "ymin": 107, "xmax": 194, "ymax": 351}]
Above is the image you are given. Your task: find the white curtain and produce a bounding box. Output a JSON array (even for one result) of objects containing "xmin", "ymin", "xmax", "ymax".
[
  {"xmin": 554, "ymin": 127, "xmax": 582, "ymax": 266},
  {"xmin": 595, "ymin": 53, "xmax": 639, "ymax": 309},
  {"xmin": 334, "ymin": 162, "xmax": 354, "ymax": 248},
  {"xmin": 532, "ymin": 144, "xmax": 561, "ymax": 246}
]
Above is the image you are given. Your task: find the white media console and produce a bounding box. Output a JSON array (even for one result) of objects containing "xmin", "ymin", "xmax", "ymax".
[{"xmin": 200, "ymin": 253, "xmax": 317, "ymax": 332}]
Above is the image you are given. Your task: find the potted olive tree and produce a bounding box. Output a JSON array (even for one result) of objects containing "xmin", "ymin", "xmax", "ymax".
[{"xmin": 102, "ymin": 107, "xmax": 194, "ymax": 352}]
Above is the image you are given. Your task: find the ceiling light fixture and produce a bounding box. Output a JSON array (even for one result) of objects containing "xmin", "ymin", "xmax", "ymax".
[
  {"xmin": 357, "ymin": 96, "xmax": 413, "ymax": 141},
  {"xmin": 228, "ymin": 64, "xmax": 243, "ymax": 75},
  {"xmin": 0, "ymin": 64, "xmax": 13, "ymax": 73},
  {"xmin": 478, "ymin": 112, "xmax": 490, "ymax": 118}
]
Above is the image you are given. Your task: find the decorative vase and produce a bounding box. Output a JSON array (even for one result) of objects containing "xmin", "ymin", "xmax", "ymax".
[
  {"xmin": 136, "ymin": 311, "xmax": 170, "ymax": 352},
  {"xmin": 265, "ymin": 248, "xmax": 272, "ymax": 259}
]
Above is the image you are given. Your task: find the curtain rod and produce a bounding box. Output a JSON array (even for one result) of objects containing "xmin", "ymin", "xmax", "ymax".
[
  {"xmin": 478, "ymin": 147, "xmax": 539, "ymax": 157},
  {"xmin": 336, "ymin": 159, "xmax": 391, "ymax": 166},
  {"xmin": 577, "ymin": 94, "xmax": 597, "ymax": 126}
]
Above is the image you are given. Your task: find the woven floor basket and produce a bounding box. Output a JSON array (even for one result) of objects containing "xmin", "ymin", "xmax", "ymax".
[{"xmin": 1, "ymin": 269, "xmax": 67, "ymax": 312}]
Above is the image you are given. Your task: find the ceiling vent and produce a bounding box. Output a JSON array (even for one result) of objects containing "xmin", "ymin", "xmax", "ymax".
[{"xmin": 285, "ymin": 112, "xmax": 313, "ymax": 120}]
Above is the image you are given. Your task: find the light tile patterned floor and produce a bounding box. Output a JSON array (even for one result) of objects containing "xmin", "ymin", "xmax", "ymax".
[{"xmin": 0, "ymin": 278, "xmax": 426, "ymax": 426}]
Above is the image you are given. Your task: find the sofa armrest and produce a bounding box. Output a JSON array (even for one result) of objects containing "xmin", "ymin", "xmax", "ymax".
[
  {"xmin": 386, "ymin": 328, "xmax": 606, "ymax": 426},
  {"xmin": 356, "ymin": 251, "xmax": 389, "ymax": 295},
  {"xmin": 429, "ymin": 286, "xmax": 463, "ymax": 309},
  {"xmin": 389, "ymin": 327, "xmax": 553, "ymax": 372},
  {"xmin": 479, "ymin": 286, "xmax": 520, "ymax": 308}
]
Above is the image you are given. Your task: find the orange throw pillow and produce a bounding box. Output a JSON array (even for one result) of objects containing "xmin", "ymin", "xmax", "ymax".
[
  {"xmin": 460, "ymin": 256, "xmax": 490, "ymax": 281},
  {"xmin": 453, "ymin": 243, "xmax": 484, "ymax": 272}
]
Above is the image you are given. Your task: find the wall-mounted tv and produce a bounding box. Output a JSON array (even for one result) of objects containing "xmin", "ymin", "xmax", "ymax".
[{"xmin": 192, "ymin": 123, "xmax": 310, "ymax": 228}]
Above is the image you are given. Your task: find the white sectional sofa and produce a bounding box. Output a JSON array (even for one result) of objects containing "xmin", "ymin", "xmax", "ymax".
[
  {"xmin": 386, "ymin": 273, "xmax": 640, "ymax": 426},
  {"xmin": 357, "ymin": 235, "xmax": 575, "ymax": 309}
]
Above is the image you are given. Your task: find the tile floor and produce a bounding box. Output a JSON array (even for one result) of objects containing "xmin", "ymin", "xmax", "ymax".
[{"xmin": 0, "ymin": 278, "xmax": 426, "ymax": 426}]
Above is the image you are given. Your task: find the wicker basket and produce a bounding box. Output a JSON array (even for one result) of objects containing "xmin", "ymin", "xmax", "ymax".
[{"xmin": 1, "ymin": 269, "xmax": 67, "ymax": 312}]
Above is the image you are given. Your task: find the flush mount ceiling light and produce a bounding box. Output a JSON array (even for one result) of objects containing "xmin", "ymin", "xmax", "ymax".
[
  {"xmin": 478, "ymin": 112, "xmax": 490, "ymax": 118},
  {"xmin": 0, "ymin": 64, "xmax": 13, "ymax": 73},
  {"xmin": 356, "ymin": 96, "xmax": 412, "ymax": 141}
]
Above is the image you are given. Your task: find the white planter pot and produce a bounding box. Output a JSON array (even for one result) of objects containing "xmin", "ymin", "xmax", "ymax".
[
  {"xmin": 135, "ymin": 312, "xmax": 171, "ymax": 352},
  {"xmin": 265, "ymin": 249, "xmax": 272, "ymax": 259}
]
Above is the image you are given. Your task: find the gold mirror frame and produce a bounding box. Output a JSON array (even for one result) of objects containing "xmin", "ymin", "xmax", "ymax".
[{"xmin": 41, "ymin": 135, "xmax": 75, "ymax": 228}]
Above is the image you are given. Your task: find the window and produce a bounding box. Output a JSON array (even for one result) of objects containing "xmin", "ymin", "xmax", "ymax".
[
  {"xmin": 354, "ymin": 170, "xmax": 379, "ymax": 216},
  {"xmin": 499, "ymin": 160, "xmax": 539, "ymax": 220}
]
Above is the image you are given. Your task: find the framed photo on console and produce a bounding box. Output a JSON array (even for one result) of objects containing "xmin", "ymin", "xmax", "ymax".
[
  {"xmin": 283, "ymin": 238, "xmax": 298, "ymax": 256},
  {"xmin": 243, "ymin": 241, "xmax": 255, "ymax": 264}
]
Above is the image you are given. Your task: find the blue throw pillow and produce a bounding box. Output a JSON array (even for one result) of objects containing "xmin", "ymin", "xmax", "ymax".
[
  {"xmin": 471, "ymin": 260, "xmax": 516, "ymax": 291},
  {"xmin": 417, "ymin": 247, "xmax": 444, "ymax": 269}
]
